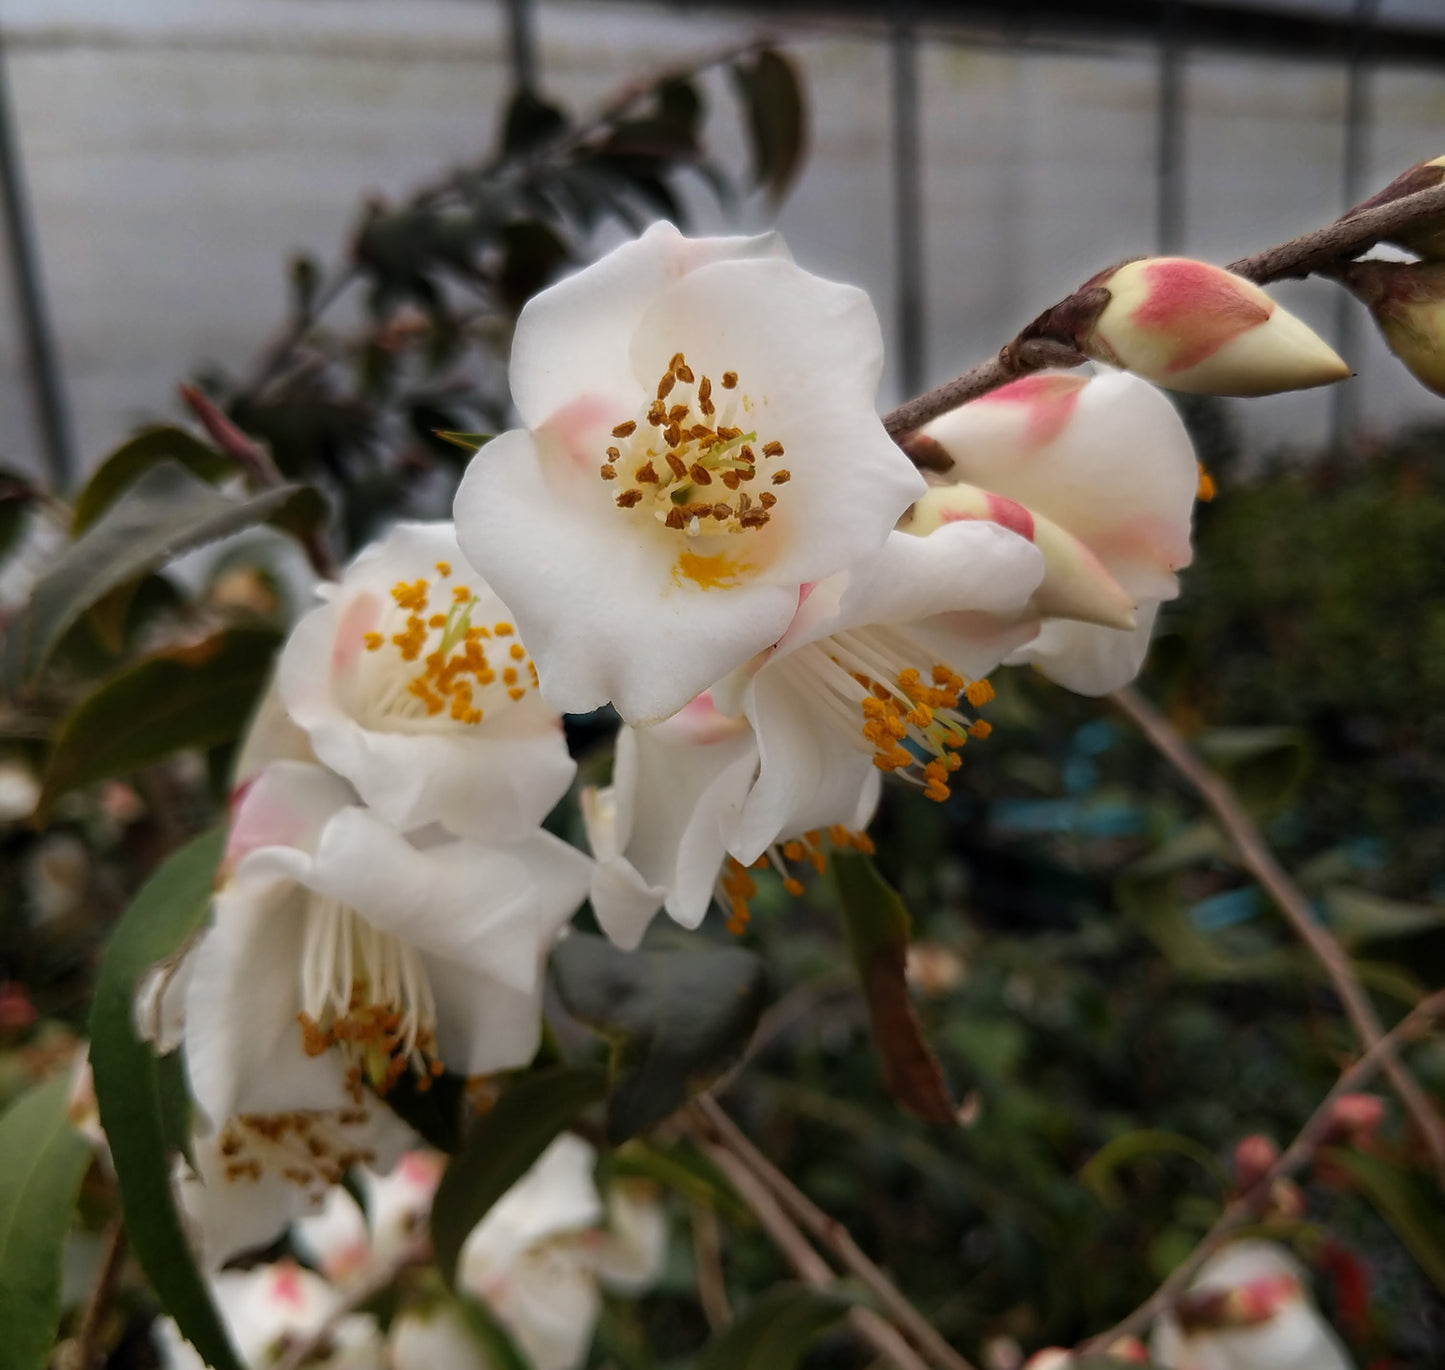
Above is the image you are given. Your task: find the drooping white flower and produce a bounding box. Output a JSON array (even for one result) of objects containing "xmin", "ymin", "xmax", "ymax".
[
  {"xmin": 155, "ymin": 1260, "xmax": 384, "ymax": 1370},
  {"xmin": 454, "ymin": 221, "xmax": 927, "ymax": 725},
  {"xmin": 715, "ymin": 518, "xmax": 1047, "ymax": 861},
  {"xmin": 453, "ymin": 1133, "xmax": 665, "ymax": 1370},
  {"xmin": 582, "ymin": 690, "xmax": 880, "ymax": 948},
  {"xmin": 909, "ymin": 369, "xmax": 1197, "ymax": 695},
  {"xmin": 176, "ymin": 760, "xmax": 590, "ymax": 1265},
  {"xmin": 1149, "ymin": 1241, "xmax": 1355, "ymax": 1370},
  {"xmin": 272, "ymin": 522, "xmax": 575, "ymax": 844}
]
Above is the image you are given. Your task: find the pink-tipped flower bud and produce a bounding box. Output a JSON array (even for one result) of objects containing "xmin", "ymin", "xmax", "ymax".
[
  {"xmin": 1345, "ymin": 155, "xmax": 1445, "ymax": 258},
  {"xmin": 1104, "ymin": 1335, "xmax": 1149, "ymax": 1364},
  {"xmin": 1321, "ymin": 1091, "xmax": 1386, "ymax": 1149},
  {"xmin": 906, "ymin": 484, "xmax": 1138, "ymax": 631},
  {"xmin": 1076, "ymin": 257, "xmax": 1349, "ymax": 396},
  {"xmin": 1232, "ymin": 1133, "xmax": 1279, "ymax": 1194},
  {"xmin": 1341, "ymin": 259, "xmax": 1445, "ymax": 397},
  {"xmin": 1021, "ymin": 1350, "xmax": 1074, "ymax": 1370}
]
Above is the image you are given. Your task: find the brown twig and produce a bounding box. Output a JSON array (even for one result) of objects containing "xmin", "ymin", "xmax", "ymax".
[
  {"xmin": 1080, "ymin": 988, "xmax": 1445, "ymax": 1353},
  {"xmin": 271, "ymin": 1238, "xmax": 430, "ymax": 1370},
  {"xmin": 235, "ymin": 265, "xmax": 358, "ymax": 404},
  {"xmin": 1112, "ymin": 685, "xmax": 1445, "ymax": 1185},
  {"xmin": 691, "ymin": 1199, "xmax": 733, "ymax": 1331},
  {"xmin": 882, "ymin": 181, "xmax": 1445, "ymax": 439},
  {"xmin": 178, "ymin": 383, "xmax": 339, "ymax": 582},
  {"xmin": 69, "ymin": 1220, "xmax": 127, "ymax": 1370},
  {"xmin": 693, "ymin": 1096, "xmax": 980, "ymax": 1370},
  {"xmin": 694, "ymin": 1132, "xmax": 932, "ymax": 1370}
]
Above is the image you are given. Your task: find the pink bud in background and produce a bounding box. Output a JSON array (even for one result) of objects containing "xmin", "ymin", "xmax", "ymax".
[
  {"xmin": 1021, "ymin": 1350, "xmax": 1074, "ymax": 1370},
  {"xmin": 1232, "ymin": 1133, "xmax": 1279, "ymax": 1194},
  {"xmin": 1341, "ymin": 260, "xmax": 1445, "ymax": 397},
  {"xmin": 0, "ymin": 981, "xmax": 36, "ymax": 1035},
  {"xmin": 1076, "ymin": 257, "xmax": 1349, "ymax": 396},
  {"xmin": 1105, "ymin": 1336, "xmax": 1149, "ymax": 1364},
  {"xmin": 1321, "ymin": 1092, "xmax": 1386, "ymax": 1149}
]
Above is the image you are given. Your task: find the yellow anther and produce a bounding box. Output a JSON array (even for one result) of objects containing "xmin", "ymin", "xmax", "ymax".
[
  {"xmin": 612, "ymin": 420, "xmax": 637, "ymax": 438},
  {"xmin": 494, "ymin": 623, "xmax": 514, "ymax": 636},
  {"xmin": 721, "ymin": 371, "xmax": 738, "ymax": 389},
  {"xmin": 435, "ymin": 562, "xmax": 451, "ymax": 577},
  {"xmin": 1197, "ymin": 462, "xmax": 1217, "ymax": 502},
  {"xmin": 363, "ymin": 632, "xmax": 383, "ymax": 651},
  {"xmin": 964, "ymin": 680, "xmax": 995, "ymax": 708},
  {"xmin": 508, "ymin": 687, "xmax": 526, "ymax": 701},
  {"xmin": 600, "ymin": 464, "xmax": 617, "ymax": 480},
  {"xmin": 428, "ymin": 613, "xmax": 447, "ymax": 628},
  {"xmin": 782, "ymin": 841, "xmax": 805, "ymax": 861},
  {"xmin": 509, "ymin": 643, "xmax": 525, "ymax": 661},
  {"xmin": 783, "ymin": 877, "xmax": 805, "ymax": 897},
  {"xmin": 968, "ymin": 720, "xmax": 992, "ymax": 739},
  {"xmin": 503, "ymin": 667, "xmax": 518, "ymax": 686},
  {"xmin": 762, "ymin": 440, "xmax": 785, "ymax": 458}
]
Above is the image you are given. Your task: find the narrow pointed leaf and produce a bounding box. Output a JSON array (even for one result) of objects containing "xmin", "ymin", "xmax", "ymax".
[{"xmin": 70, "ymin": 427, "xmax": 235, "ymax": 536}]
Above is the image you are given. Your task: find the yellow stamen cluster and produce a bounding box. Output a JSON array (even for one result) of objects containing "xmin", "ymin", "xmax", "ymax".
[
  {"xmin": 719, "ymin": 827, "xmax": 876, "ymax": 935},
  {"xmin": 298, "ymin": 993, "xmax": 446, "ymax": 1100},
  {"xmin": 215, "ymin": 1111, "xmax": 379, "ymax": 1188},
  {"xmin": 857, "ymin": 666, "xmax": 995, "ymax": 802},
  {"xmin": 601, "ymin": 353, "xmax": 790, "ymax": 533},
  {"xmin": 364, "ymin": 563, "xmax": 539, "ymax": 719}
]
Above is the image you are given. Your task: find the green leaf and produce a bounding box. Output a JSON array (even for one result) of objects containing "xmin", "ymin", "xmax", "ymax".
[
  {"xmin": 831, "ymin": 853, "xmax": 957, "ymax": 1125},
  {"xmin": 694, "ymin": 1284, "xmax": 851, "ymax": 1370},
  {"xmin": 1321, "ymin": 1146, "xmax": 1445, "ymax": 1292},
  {"xmin": 1194, "ymin": 726, "xmax": 1310, "ymax": 813},
  {"xmin": 605, "ymin": 1140, "xmax": 752, "ymax": 1228},
  {"xmin": 2, "ymin": 461, "xmax": 302, "ymax": 695},
  {"xmin": 732, "ymin": 49, "xmax": 806, "ymax": 206},
  {"xmin": 37, "ymin": 626, "xmax": 282, "ymax": 818},
  {"xmin": 551, "ymin": 933, "xmax": 768, "ymax": 1144},
  {"xmin": 89, "ymin": 829, "xmax": 244, "ymax": 1370},
  {"xmin": 431, "ymin": 1065, "xmax": 607, "ymax": 1285},
  {"xmin": 431, "ymin": 431, "xmax": 495, "ymax": 455},
  {"xmin": 70, "ymin": 427, "xmax": 234, "ymax": 536},
  {"xmin": 1323, "ymin": 886, "xmax": 1445, "ymax": 945},
  {"xmin": 0, "ymin": 1075, "xmax": 93, "ymax": 1370},
  {"xmin": 0, "ymin": 468, "xmax": 36, "ymax": 567},
  {"xmin": 1081, "ymin": 1129, "xmax": 1228, "ymax": 1208}
]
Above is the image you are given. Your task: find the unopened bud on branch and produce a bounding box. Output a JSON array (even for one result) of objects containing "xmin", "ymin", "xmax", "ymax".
[
  {"xmin": 905, "ymin": 484, "xmax": 1137, "ymax": 631},
  {"xmin": 1341, "ymin": 260, "xmax": 1445, "ymax": 397},
  {"xmin": 1232, "ymin": 1133, "xmax": 1279, "ymax": 1194},
  {"xmin": 1074, "ymin": 257, "xmax": 1349, "ymax": 396},
  {"xmin": 1321, "ymin": 1091, "xmax": 1386, "ymax": 1148},
  {"xmin": 1345, "ymin": 155, "xmax": 1445, "ymax": 258}
]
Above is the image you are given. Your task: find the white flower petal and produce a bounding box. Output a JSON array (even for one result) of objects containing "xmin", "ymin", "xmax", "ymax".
[{"xmin": 1009, "ymin": 602, "xmax": 1162, "ymax": 696}]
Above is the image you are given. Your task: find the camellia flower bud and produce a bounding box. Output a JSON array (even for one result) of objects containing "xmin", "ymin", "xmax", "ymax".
[
  {"xmin": 1345, "ymin": 154, "xmax": 1445, "ymax": 258},
  {"xmin": 1320, "ymin": 1091, "xmax": 1386, "ymax": 1149},
  {"xmin": 1232, "ymin": 1133, "xmax": 1279, "ymax": 1194},
  {"xmin": 1340, "ymin": 259, "xmax": 1445, "ymax": 397},
  {"xmin": 1075, "ymin": 257, "xmax": 1349, "ymax": 396}
]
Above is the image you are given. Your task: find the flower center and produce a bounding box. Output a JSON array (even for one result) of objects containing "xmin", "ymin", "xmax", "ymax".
[
  {"xmin": 214, "ymin": 1108, "xmax": 381, "ymax": 1191},
  {"xmin": 785, "ymin": 627, "xmax": 995, "ymax": 804},
  {"xmin": 357, "ymin": 561, "xmax": 539, "ymax": 729},
  {"xmin": 600, "ymin": 353, "xmax": 790, "ymax": 536},
  {"xmin": 295, "ymin": 894, "xmax": 443, "ymax": 1099}
]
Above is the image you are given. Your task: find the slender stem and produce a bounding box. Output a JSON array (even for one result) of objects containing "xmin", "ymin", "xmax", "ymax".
[
  {"xmin": 691, "ymin": 1199, "xmax": 733, "ymax": 1331},
  {"xmin": 693, "ymin": 1096, "xmax": 980, "ymax": 1370},
  {"xmin": 1112, "ymin": 685, "xmax": 1445, "ymax": 1184},
  {"xmin": 1081, "ymin": 988, "xmax": 1445, "ymax": 1352},
  {"xmin": 71, "ymin": 1221, "xmax": 126, "ymax": 1370},
  {"xmin": 694, "ymin": 1132, "xmax": 933, "ymax": 1370},
  {"xmin": 883, "ymin": 180, "xmax": 1445, "ymax": 438},
  {"xmin": 235, "ymin": 265, "xmax": 358, "ymax": 405}
]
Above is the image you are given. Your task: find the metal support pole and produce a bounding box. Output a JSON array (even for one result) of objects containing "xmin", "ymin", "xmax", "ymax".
[
  {"xmin": 0, "ymin": 29, "xmax": 75, "ymax": 491},
  {"xmin": 506, "ymin": 0, "xmax": 538, "ymax": 97},
  {"xmin": 1156, "ymin": 0, "xmax": 1185, "ymax": 253},
  {"xmin": 890, "ymin": 12, "xmax": 926, "ymax": 401},
  {"xmin": 1330, "ymin": 0, "xmax": 1379, "ymax": 452}
]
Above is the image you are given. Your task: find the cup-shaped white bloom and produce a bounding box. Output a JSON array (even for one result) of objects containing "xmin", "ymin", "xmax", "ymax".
[
  {"xmin": 1077, "ymin": 259, "xmax": 1349, "ymax": 397},
  {"xmin": 155, "ymin": 1261, "xmax": 384, "ymax": 1370},
  {"xmin": 1150, "ymin": 1242, "xmax": 1356, "ymax": 1370},
  {"xmin": 454, "ymin": 221, "xmax": 927, "ymax": 725},
  {"xmin": 913, "ymin": 369, "xmax": 1198, "ymax": 695},
  {"xmin": 275, "ymin": 522, "xmax": 575, "ymax": 844},
  {"xmin": 719, "ymin": 519, "xmax": 1046, "ymax": 861},
  {"xmin": 184, "ymin": 761, "xmax": 591, "ymax": 1138}
]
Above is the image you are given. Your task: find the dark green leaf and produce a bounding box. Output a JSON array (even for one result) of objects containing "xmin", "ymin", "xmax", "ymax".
[
  {"xmin": 1194, "ymin": 726, "xmax": 1310, "ymax": 813},
  {"xmin": 70, "ymin": 427, "xmax": 234, "ymax": 537},
  {"xmin": 733, "ymin": 49, "xmax": 806, "ymax": 206},
  {"xmin": 605, "ymin": 1140, "xmax": 753, "ymax": 1228},
  {"xmin": 1081, "ymin": 1129, "xmax": 1227, "ymax": 1207},
  {"xmin": 0, "ymin": 468, "xmax": 36, "ymax": 567},
  {"xmin": 431, "ymin": 1065, "xmax": 607, "ymax": 1285},
  {"xmin": 501, "ymin": 90, "xmax": 569, "ymax": 158},
  {"xmin": 89, "ymin": 828, "xmax": 243, "ymax": 1370},
  {"xmin": 2, "ymin": 461, "xmax": 301, "ymax": 695},
  {"xmin": 0, "ymin": 1075, "xmax": 93, "ymax": 1370},
  {"xmin": 551, "ymin": 933, "xmax": 768, "ymax": 1144},
  {"xmin": 36, "ymin": 626, "xmax": 282, "ymax": 818},
  {"xmin": 497, "ymin": 221, "xmax": 572, "ymax": 316},
  {"xmin": 1321, "ymin": 1146, "xmax": 1445, "ymax": 1292},
  {"xmin": 383, "ymin": 1068, "xmax": 469, "ymax": 1156},
  {"xmin": 694, "ymin": 1284, "xmax": 851, "ymax": 1370},
  {"xmin": 831, "ymin": 853, "xmax": 957, "ymax": 1125}
]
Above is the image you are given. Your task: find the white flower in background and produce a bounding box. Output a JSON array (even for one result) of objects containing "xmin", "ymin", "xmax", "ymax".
[
  {"xmin": 155, "ymin": 1261, "xmax": 384, "ymax": 1370},
  {"xmin": 713, "ymin": 517, "xmax": 1046, "ymax": 861},
  {"xmin": 908, "ymin": 369, "xmax": 1198, "ymax": 695},
  {"xmin": 582, "ymin": 689, "xmax": 883, "ymax": 948},
  {"xmin": 271, "ymin": 522, "xmax": 575, "ymax": 844},
  {"xmin": 454, "ymin": 221, "xmax": 927, "ymax": 725},
  {"xmin": 0, "ymin": 756, "xmax": 39, "ymax": 824},
  {"xmin": 1149, "ymin": 1241, "xmax": 1356, "ymax": 1370},
  {"xmin": 293, "ymin": 1150, "xmax": 445, "ymax": 1286}
]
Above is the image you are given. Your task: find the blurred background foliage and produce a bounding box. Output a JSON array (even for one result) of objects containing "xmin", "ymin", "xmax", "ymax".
[{"xmin": 0, "ymin": 28, "xmax": 1443, "ymax": 1370}]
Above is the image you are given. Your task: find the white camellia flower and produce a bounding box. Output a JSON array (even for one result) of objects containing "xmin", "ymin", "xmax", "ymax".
[
  {"xmin": 454, "ymin": 221, "xmax": 927, "ymax": 725},
  {"xmin": 270, "ymin": 521, "xmax": 575, "ymax": 845},
  {"xmin": 175, "ymin": 761, "xmax": 590, "ymax": 1264},
  {"xmin": 155, "ymin": 1261, "xmax": 384, "ymax": 1370},
  {"xmin": 1149, "ymin": 1241, "xmax": 1355, "ymax": 1370},
  {"xmin": 908, "ymin": 368, "xmax": 1198, "ymax": 695},
  {"xmin": 714, "ymin": 518, "xmax": 1047, "ymax": 861},
  {"xmin": 582, "ymin": 690, "xmax": 880, "ymax": 948}
]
